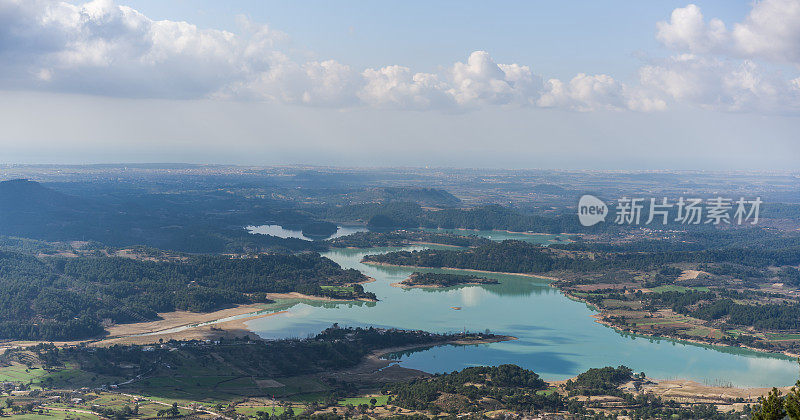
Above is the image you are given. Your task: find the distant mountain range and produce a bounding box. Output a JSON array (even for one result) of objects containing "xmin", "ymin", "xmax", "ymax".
[
  {"xmin": 373, "ymin": 187, "xmax": 461, "ymax": 207},
  {"xmin": 0, "ymin": 179, "xmax": 100, "ymax": 238},
  {"xmin": 0, "ymin": 179, "xmax": 324, "ymax": 253}
]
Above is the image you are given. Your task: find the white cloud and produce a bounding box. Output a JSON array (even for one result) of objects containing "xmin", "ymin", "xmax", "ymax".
[
  {"xmin": 639, "ymin": 55, "xmax": 800, "ymax": 113},
  {"xmin": 656, "ymin": 5, "xmax": 729, "ymax": 54},
  {"xmin": 447, "ymin": 51, "xmax": 540, "ymax": 106},
  {"xmin": 538, "ymin": 74, "xmax": 628, "ymax": 112},
  {"xmin": 732, "ymin": 0, "xmax": 800, "ymax": 64},
  {"xmin": 358, "ymin": 65, "xmax": 452, "ymax": 109},
  {"xmin": 222, "ymin": 58, "xmax": 361, "ymax": 106},
  {"xmin": 0, "ymin": 0, "xmax": 657, "ymax": 112},
  {"xmin": 657, "ymin": 0, "xmax": 800, "ymax": 65},
  {"xmin": 649, "ymin": 1, "xmax": 800, "ymax": 113},
  {"xmin": 0, "ymin": 0, "xmax": 283, "ymax": 97},
  {"xmin": 1, "ymin": 0, "xmax": 798, "ymax": 114}
]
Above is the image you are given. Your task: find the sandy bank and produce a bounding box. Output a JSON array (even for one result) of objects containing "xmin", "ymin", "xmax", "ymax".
[
  {"xmin": 93, "ymin": 310, "xmax": 287, "ymax": 346},
  {"xmin": 103, "ymin": 303, "xmax": 271, "ymax": 339},
  {"xmin": 641, "ymin": 378, "xmax": 792, "ymax": 402},
  {"xmin": 95, "ymin": 304, "xmax": 290, "ymax": 346}
]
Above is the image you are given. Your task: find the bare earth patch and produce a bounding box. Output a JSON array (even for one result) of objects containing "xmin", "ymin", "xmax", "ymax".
[
  {"xmin": 638, "ymin": 378, "xmax": 793, "ymax": 405},
  {"xmin": 96, "ymin": 304, "xmax": 285, "ymax": 345},
  {"xmin": 676, "ymin": 269, "xmax": 706, "ymax": 281}
]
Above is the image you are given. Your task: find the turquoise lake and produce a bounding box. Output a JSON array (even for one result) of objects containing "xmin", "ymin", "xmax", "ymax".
[
  {"xmin": 246, "ymin": 224, "xmax": 367, "ymax": 241},
  {"xmin": 246, "ymin": 230, "xmax": 799, "ymax": 387}
]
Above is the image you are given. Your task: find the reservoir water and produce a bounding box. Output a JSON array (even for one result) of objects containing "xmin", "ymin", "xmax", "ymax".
[
  {"xmin": 246, "ymin": 224, "xmax": 367, "ymax": 241},
  {"xmin": 247, "ymin": 230, "xmax": 798, "ymax": 387}
]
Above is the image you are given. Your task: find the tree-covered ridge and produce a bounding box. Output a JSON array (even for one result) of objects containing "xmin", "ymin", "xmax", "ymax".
[
  {"xmin": 564, "ymin": 366, "xmax": 634, "ymax": 397},
  {"xmin": 363, "ymin": 241, "xmax": 557, "ymax": 273},
  {"xmin": 0, "ymin": 179, "xmax": 334, "ymax": 254},
  {"xmin": 400, "ymin": 272, "xmax": 498, "ymax": 288},
  {"xmin": 383, "ymin": 364, "xmax": 738, "ymax": 419},
  {"xmin": 0, "ymin": 251, "xmax": 372, "ymax": 341},
  {"xmin": 364, "ymin": 237, "xmax": 800, "ymax": 275},
  {"xmin": 327, "ymin": 230, "xmax": 491, "ymax": 248},
  {"xmin": 317, "ymin": 202, "xmax": 577, "ymax": 233},
  {"xmin": 691, "ymin": 299, "xmax": 800, "ymax": 330},
  {"xmin": 5, "ymin": 327, "xmax": 495, "ymax": 379},
  {"xmin": 382, "ymin": 364, "xmax": 554, "ymax": 414}
]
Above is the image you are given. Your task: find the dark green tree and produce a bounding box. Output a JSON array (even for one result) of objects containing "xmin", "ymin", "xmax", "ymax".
[{"xmin": 752, "ymin": 388, "xmax": 786, "ymax": 420}]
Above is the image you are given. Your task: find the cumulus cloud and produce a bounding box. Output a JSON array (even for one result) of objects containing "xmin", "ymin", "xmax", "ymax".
[
  {"xmin": 639, "ymin": 55, "xmax": 800, "ymax": 113},
  {"xmin": 649, "ymin": 0, "xmax": 800, "ymax": 113},
  {"xmin": 538, "ymin": 74, "xmax": 630, "ymax": 112},
  {"xmin": 1, "ymin": 0, "xmax": 798, "ymax": 114},
  {"xmin": 358, "ymin": 65, "xmax": 452, "ymax": 109},
  {"xmin": 0, "ymin": 0, "xmax": 279, "ymax": 97},
  {"xmin": 656, "ymin": 5, "xmax": 729, "ymax": 54},
  {"xmin": 656, "ymin": 0, "xmax": 800, "ymax": 65},
  {"xmin": 733, "ymin": 0, "xmax": 800, "ymax": 64},
  {"xmin": 0, "ymin": 0, "xmax": 653, "ymax": 112},
  {"xmin": 446, "ymin": 51, "xmax": 541, "ymax": 106},
  {"xmin": 0, "ymin": 0, "xmax": 654, "ymax": 111},
  {"xmin": 220, "ymin": 57, "xmax": 361, "ymax": 106}
]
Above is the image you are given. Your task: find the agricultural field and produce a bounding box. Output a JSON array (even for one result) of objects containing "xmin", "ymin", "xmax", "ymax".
[
  {"xmin": 131, "ymin": 372, "xmax": 331, "ymax": 402},
  {"xmin": 3, "ymin": 413, "xmax": 99, "ymax": 420},
  {"xmin": 337, "ymin": 395, "xmax": 389, "ymax": 406},
  {"xmin": 0, "ymin": 362, "xmax": 121, "ymax": 389},
  {"xmin": 647, "ymin": 285, "xmax": 710, "ymax": 293}
]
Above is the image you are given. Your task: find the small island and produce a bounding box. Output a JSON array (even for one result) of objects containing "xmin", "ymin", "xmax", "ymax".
[{"xmin": 394, "ymin": 272, "xmax": 500, "ymax": 288}]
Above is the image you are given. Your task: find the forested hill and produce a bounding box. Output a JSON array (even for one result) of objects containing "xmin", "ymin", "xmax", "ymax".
[
  {"xmin": 0, "ymin": 251, "xmax": 371, "ymax": 341},
  {"xmin": 363, "ymin": 240, "xmax": 800, "ymax": 274},
  {"xmin": 0, "ymin": 179, "xmax": 326, "ymax": 253},
  {"xmin": 381, "ymin": 187, "xmax": 460, "ymax": 206},
  {"xmin": 317, "ymin": 202, "xmax": 578, "ymax": 233},
  {"xmin": 363, "ymin": 241, "xmax": 557, "ymax": 273}
]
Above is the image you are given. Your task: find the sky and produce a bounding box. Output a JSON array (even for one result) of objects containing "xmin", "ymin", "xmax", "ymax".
[{"xmin": 0, "ymin": 0, "xmax": 798, "ymax": 169}]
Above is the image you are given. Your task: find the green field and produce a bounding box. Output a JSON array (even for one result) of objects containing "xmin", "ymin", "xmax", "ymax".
[
  {"xmin": 5, "ymin": 413, "xmax": 99, "ymax": 420},
  {"xmin": 233, "ymin": 405, "xmax": 290, "ymax": 417},
  {"xmin": 77, "ymin": 393, "xmax": 183, "ymax": 418},
  {"xmin": 0, "ymin": 362, "xmax": 120, "ymax": 389},
  {"xmin": 765, "ymin": 332, "xmax": 800, "ymax": 341},
  {"xmin": 338, "ymin": 396, "xmax": 389, "ymax": 406},
  {"xmin": 130, "ymin": 373, "xmax": 330, "ymax": 402},
  {"xmin": 683, "ymin": 327, "xmax": 724, "ymax": 339},
  {"xmin": 536, "ymin": 386, "xmax": 558, "ymax": 396},
  {"xmin": 648, "ymin": 285, "xmax": 710, "ymax": 293},
  {"xmin": 0, "ymin": 363, "xmax": 42, "ymax": 383},
  {"xmin": 629, "ymin": 318, "xmax": 681, "ymax": 326},
  {"xmin": 601, "ymin": 299, "xmax": 642, "ymax": 309}
]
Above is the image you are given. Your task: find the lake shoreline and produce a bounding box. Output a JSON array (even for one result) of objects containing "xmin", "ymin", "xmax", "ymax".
[
  {"xmin": 557, "ymin": 288, "xmax": 800, "ymax": 360},
  {"xmin": 362, "ymin": 259, "xmax": 800, "ymax": 364},
  {"xmin": 361, "ymin": 260, "xmax": 551, "ymax": 279},
  {"xmin": 389, "ymin": 281, "xmax": 498, "ymax": 289},
  {"xmin": 86, "ymin": 287, "xmax": 378, "ymax": 346},
  {"xmin": 373, "ymin": 334, "xmax": 518, "ymax": 360},
  {"xmin": 423, "ymin": 227, "xmax": 573, "ymax": 237}
]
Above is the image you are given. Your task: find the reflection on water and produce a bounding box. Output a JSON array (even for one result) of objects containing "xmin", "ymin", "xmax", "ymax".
[
  {"xmin": 371, "ymin": 263, "xmax": 553, "ymax": 298},
  {"xmin": 418, "ymin": 228, "xmax": 570, "ymax": 245},
  {"xmin": 244, "ymin": 240, "xmax": 799, "ymax": 387},
  {"xmin": 247, "ymin": 224, "xmax": 367, "ymax": 241}
]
